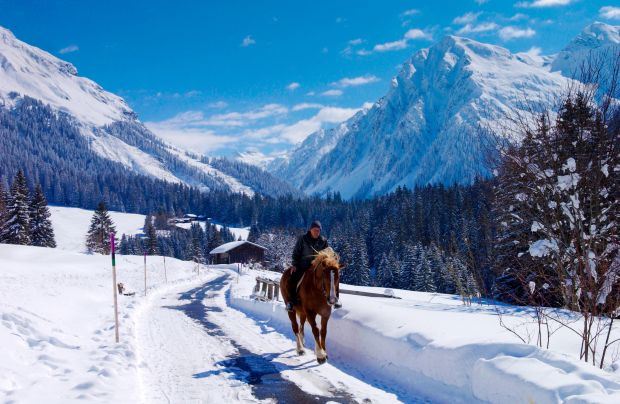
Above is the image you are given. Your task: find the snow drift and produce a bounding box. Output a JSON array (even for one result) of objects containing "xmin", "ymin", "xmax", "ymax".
[{"xmin": 229, "ymin": 270, "xmax": 620, "ymax": 403}]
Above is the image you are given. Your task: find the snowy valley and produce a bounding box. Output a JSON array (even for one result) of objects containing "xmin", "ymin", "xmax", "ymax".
[
  {"xmin": 1, "ymin": 3, "xmax": 619, "ymax": 404},
  {"xmin": 1, "ymin": 207, "xmax": 619, "ymax": 402}
]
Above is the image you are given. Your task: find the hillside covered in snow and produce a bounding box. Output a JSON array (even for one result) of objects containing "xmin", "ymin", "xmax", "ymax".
[
  {"xmin": 269, "ymin": 22, "xmax": 620, "ymax": 199},
  {"xmin": 0, "ymin": 26, "xmax": 296, "ymax": 199},
  {"xmin": 2, "ymin": 206, "xmax": 619, "ymax": 403}
]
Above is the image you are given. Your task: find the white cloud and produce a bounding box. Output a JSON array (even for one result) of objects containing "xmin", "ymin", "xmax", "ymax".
[
  {"xmin": 600, "ymin": 6, "xmax": 620, "ymax": 20},
  {"xmin": 292, "ymin": 103, "xmax": 324, "ymax": 111},
  {"xmin": 277, "ymin": 106, "xmax": 361, "ymax": 143},
  {"xmin": 210, "ymin": 104, "xmax": 287, "ymax": 124},
  {"xmin": 404, "ymin": 28, "xmax": 432, "ymax": 40},
  {"xmin": 332, "ymin": 75, "xmax": 380, "ymax": 88},
  {"xmin": 453, "ymin": 12, "xmax": 481, "ymax": 25},
  {"xmin": 363, "ymin": 28, "xmax": 431, "ymax": 55},
  {"xmin": 401, "ymin": 9, "xmax": 420, "ymax": 17},
  {"xmin": 456, "ymin": 22, "xmax": 499, "ymax": 35},
  {"xmin": 373, "ymin": 39, "xmax": 408, "ymax": 52},
  {"xmin": 241, "ymin": 35, "xmax": 256, "ymax": 47},
  {"xmin": 320, "ymin": 89, "xmax": 343, "ymax": 97},
  {"xmin": 207, "ymin": 101, "xmax": 228, "ymax": 109},
  {"xmin": 341, "ymin": 39, "xmax": 365, "ymax": 56},
  {"xmin": 286, "ymin": 82, "xmax": 300, "ymax": 91},
  {"xmin": 150, "ymin": 104, "xmax": 288, "ymax": 130},
  {"xmin": 516, "ymin": 0, "xmax": 573, "ymax": 8},
  {"xmin": 499, "ymin": 26, "xmax": 536, "ymax": 40},
  {"xmin": 148, "ymin": 101, "xmax": 367, "ymax": 151},
  {"xmin": 509, "ymin": 13, "xmax": 529, "ymax": 21},
  {"xmin": 145, "ymin": 122, "xmax": 237, "ymax": 153},
  {"xmin": 524, "ymin": 46, "xmax": 543, "ymax": 56},
  {"xmin": 59, "ymin": 45, "xmax": 79, "ymax": 54}
]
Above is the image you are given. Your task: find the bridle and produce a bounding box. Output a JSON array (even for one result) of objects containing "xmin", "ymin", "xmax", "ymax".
[{"xmin": 313, "ymin": 260, "xmax": 338, "ymax": 305}]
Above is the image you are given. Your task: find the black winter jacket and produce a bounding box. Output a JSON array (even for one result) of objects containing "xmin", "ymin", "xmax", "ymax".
[{"xmin": 291, "ymin": 232, "xmax": 329, "ymax": 272}]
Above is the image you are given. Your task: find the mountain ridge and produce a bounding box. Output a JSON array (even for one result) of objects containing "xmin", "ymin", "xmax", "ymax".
[
  {"xmin": 267, "ymin": 22, "xmax": 619, "ymax": 199},
  {"xmin": 0, "ymin": 26, "xmax": 297, "ymax": 198}
]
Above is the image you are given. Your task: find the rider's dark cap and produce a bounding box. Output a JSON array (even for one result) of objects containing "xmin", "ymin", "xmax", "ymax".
[{"xmin": 310, "ymin": 220, "xmax": 322, "ymax": 230}]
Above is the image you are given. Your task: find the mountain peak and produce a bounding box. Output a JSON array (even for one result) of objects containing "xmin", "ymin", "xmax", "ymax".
[
  {"xmin": 551, "ymin": 22, "xmax": 619, "ymax": 76},
  {"xmin": 0, "ymin": 24, "xmax": 130, "ymax": 126},
  {"xmin": 582, "ymin": 21, "xmax": 620, "ymax": 43}
]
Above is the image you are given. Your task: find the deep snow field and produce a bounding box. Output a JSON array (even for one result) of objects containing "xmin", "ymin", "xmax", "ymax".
[{"xmin": 1, "ymin": 206, "xmax": 619, "ymax": 403}]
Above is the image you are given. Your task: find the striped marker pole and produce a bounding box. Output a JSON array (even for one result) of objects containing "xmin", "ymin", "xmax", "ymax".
[
  {"xmin": 111, "ymin": 232, "xmax": 119, "ymax": 343},
  {"xmin": 144, "ymin": 252, "xmax": 147, "ymax": 296}
]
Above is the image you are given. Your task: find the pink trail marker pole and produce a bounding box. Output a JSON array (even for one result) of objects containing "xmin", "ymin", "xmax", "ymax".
[{"xmin": 111, "ymin": 232, "xmax": 119, "ymax": 343}]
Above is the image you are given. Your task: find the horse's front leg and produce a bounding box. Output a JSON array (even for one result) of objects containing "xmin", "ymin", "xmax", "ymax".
[
  {"xmin": 320, "ymin": 315, "xmax": 329, "ymax": 361},
  {"xmin": 307, "ymin": 311, "xmax": 327, "ymax": 364},
  {"xmin": 299, "ymin": 312, "xmax": 307, "ymax": 348},
  {"xmin": 287, "ymin": 310, "xmax": 304, "ymax": 356}
]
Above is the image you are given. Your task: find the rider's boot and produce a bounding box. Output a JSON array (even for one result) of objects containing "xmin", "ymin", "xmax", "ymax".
[{"xmin": 285, "ymin": 301, "xmax": 295, "ymax": 312}]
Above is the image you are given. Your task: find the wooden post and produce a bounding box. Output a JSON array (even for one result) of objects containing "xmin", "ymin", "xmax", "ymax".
[
  {"xmin": 111, "ymin": 232, "xmax": 119, "ymax": 343},
  {"xmin": 143, "ymin": 252, "xmax": 147, "ymax": 296},
  {"xmin": 163, "ymin": 255, "xmax": 168, "ymax": 284}
]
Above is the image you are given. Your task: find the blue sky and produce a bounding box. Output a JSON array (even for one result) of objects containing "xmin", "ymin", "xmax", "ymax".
[{"xmin": 1, "ymin": 0, "xmax": 618, "ymax": 157}]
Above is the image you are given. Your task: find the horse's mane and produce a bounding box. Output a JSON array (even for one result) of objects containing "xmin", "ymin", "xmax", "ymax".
[{"xmin": 311, "ymin": 247, "xmax": 340, "ymax": 270}]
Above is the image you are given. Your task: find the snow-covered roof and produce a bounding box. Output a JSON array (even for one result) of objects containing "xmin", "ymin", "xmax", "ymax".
[{"xmin": 209, "ymin": 240, "xmax": 266, "ymax": 255}]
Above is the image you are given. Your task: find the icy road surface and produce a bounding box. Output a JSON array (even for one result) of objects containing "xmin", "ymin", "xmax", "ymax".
[{"xmin": 136, "ymin": 270, "xmax": 408, "ymax": 403}]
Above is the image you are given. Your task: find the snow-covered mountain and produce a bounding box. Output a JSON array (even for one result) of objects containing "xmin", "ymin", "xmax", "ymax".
[
  {"xmin": 0, "ymin": 26, "xmax": 295, "ymax": 198},
  {"xmin": 269, "ymin": 22, "xmax": 619, "ymax": 199}
]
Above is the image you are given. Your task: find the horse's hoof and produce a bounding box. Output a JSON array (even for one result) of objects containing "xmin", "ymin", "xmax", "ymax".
[
  {"xmin": 297, "ymin": 350, "xmax": 305, "ymax": 356},
  {"xmin": 325, "ymin": 355, "xmax": 329, "ymax": 361},
  {"xmin": 317, "ymin": 356, "xmax": 327, "ymax": 365}
]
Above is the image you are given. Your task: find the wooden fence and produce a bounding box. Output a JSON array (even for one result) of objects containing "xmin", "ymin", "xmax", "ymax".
[{"xmin": 252, "ymin": 277, "xmax": 402, "ymax": 302}]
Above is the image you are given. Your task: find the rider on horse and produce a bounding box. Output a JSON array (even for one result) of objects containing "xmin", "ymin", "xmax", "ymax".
[{"xmin": 285, "ymin": 220, "xmax": 341, "ymax": 311}]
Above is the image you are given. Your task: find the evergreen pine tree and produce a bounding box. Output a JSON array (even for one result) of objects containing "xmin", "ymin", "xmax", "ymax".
[
  {"xmin": 2, "ymin": 170, "xmax": 31, "ymax": 245},
  {"xmin": 119, "ymin": 234, "xmax": 130, "ymax": 255},
  {"xmin": 400, "ymin": 243, "xmax": 418, "ymax": 290},
  {"xmin": 144, "ymin": 215, "xmax": 158, "ymax": 255},
  {"xmin": 190, "ymin": 222, "xmax": 205, "ymax": 264},
  {"xmin": 85, "ymin": 202, "xmax": 116, "ymax": 254},
  {"xmin": 29, "ymin": 184, "xmax": 56, "ymax": 247},
  {"xmin": 247, "ymin": 223, "xmax": 260, "ymax": 242},
  {"xmin": 349, "ymin": 236, "xmax": 371, "ymax": 286}
]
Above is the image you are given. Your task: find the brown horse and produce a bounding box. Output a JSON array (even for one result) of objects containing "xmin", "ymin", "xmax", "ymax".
[{"xmin": 280, "ymin": 248, "xmax": 341, "ymax": 364}]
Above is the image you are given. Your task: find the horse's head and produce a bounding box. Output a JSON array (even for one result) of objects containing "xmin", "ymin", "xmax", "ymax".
[{"xmin": 311, "ymin": 248, "xmax": 342, "ymax": 306}]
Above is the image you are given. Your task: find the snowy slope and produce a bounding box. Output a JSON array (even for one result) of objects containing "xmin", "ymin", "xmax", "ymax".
[
  {"xmin": 49, "ymin": 206, "xmax": 146, "ymax": 252},
  {"xmin": 0, "ymin": 244, "xmax": 198, "ymax": 403},
  {"xmin": 0, "ymin": 27, "xmax": 132, "ymax": 126},
  {"xmin": 230, "ymin": 269, "xmax": 620, "ymax": 403},
  {"xmin": 269, "ymin": 23, "xmax": 618, "ymax": 199},
  {"xmin": 0, "ymin": 26, "xmax": 291, "ymax": 198}
]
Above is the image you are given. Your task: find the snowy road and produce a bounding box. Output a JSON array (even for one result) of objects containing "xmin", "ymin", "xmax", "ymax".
[{"xmin": 136, "ymin": 269, "xmax": 405, "ymax": 403}]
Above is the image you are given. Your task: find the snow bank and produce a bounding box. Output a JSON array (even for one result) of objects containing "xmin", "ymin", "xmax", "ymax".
[
  {"xmin": 0, "ymin": 244, "xmax": 196, "ymax": 403},
  {"xmin": 228, "ymin": 270, "xmax": 620, "ymax": 403}
]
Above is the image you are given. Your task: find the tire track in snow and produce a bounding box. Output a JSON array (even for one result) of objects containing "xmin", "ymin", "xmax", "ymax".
[{"xmin": 137, "ymin": 271, "xmax": 403, "ymax": 403}]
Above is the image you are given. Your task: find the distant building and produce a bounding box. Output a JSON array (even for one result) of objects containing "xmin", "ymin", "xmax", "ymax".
[{"xmin": 209, "ymin": 241, "xmax": 266, "ymax": 265}]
